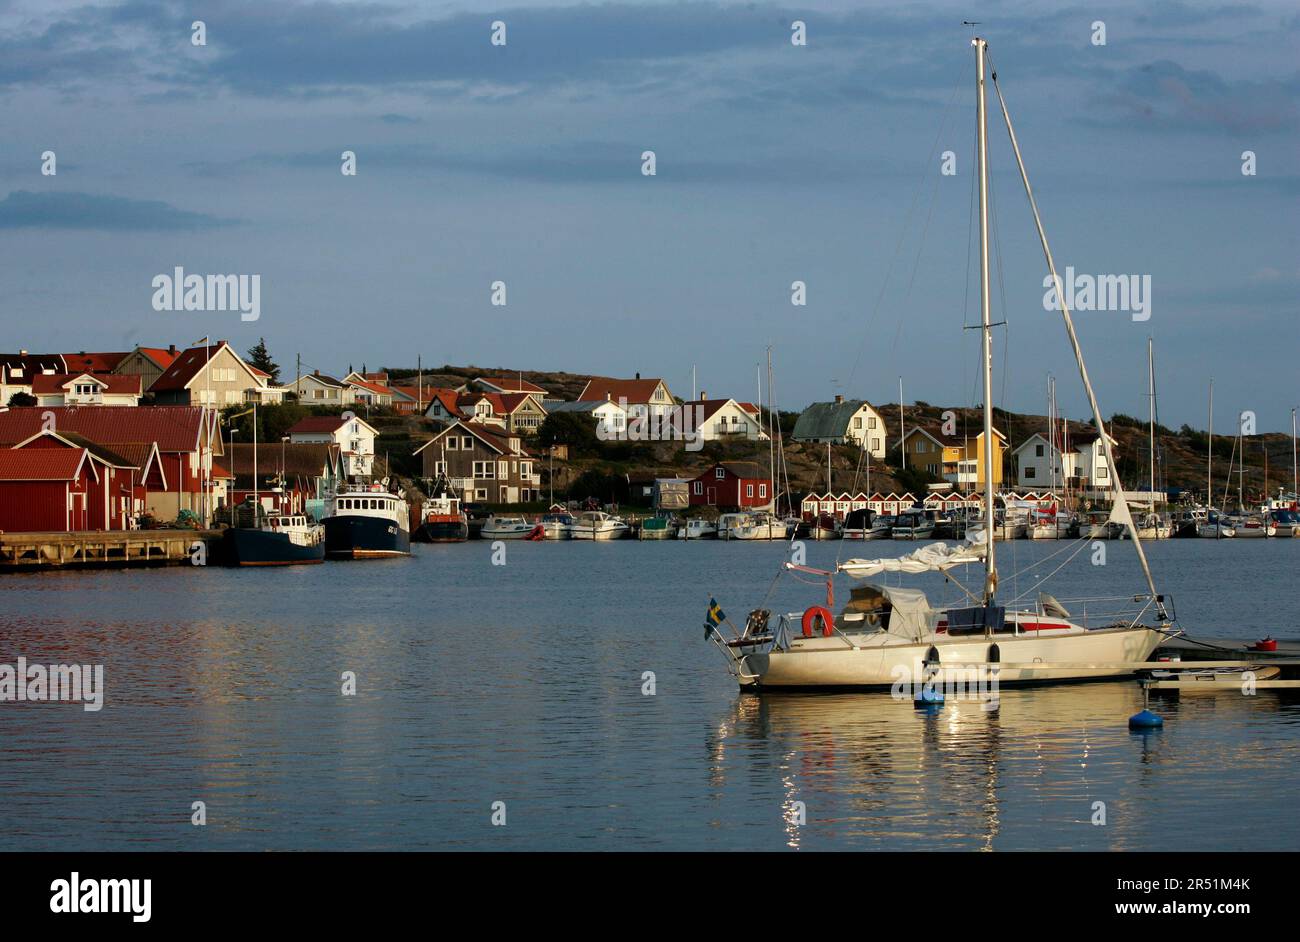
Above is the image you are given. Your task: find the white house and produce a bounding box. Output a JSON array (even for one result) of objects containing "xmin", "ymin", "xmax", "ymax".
[
  {"xmin": 791, "ymin": 396, "xmax": 887, "ymax": 457},
  {"xmin": 290, "ymin": 372, "xmax": 356, "ymax": 407},
  {"xmin": 577, "ymin": 375, "xmax": 676, "ymax": 418},
  {"xmin": 543, "ymin": 399, "xmax": 628, "ymax": 438},
  {"xmin": 1013, "ymin": 429, "xmax": 1118, "ymax": 489},
  {"xmin": 31, "ymin": 372, "xmax": 143, "ymax": 407},
  {"xmin": 679, "ymin": 395, "xmax": 770, "ymax": 442},
  {"xmin": 287, "ymin": 414, "xmax": 377, "ymax": 479}
]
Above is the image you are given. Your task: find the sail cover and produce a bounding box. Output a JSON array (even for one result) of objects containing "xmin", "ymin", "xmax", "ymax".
[{"xmin": 838, "ymin": 532, "xmax": 987, "ymax": 578}]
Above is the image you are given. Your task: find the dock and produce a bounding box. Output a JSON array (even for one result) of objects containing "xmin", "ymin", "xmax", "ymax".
[{"xmin": 0, "ymin": 529, "xmax": 224, "ymax": 571}]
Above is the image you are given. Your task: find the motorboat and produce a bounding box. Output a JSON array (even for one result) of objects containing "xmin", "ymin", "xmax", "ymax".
[
  {"xmin": 570, "ymin": 511, "xmax": 630, "ymax": 540},
  {"xmin": 481, "ymin": 515, "xmax": 541, "ymax": 540},
  {"xmin": 678, "ymin": 518, "xmax": 719, "ymax": 540},
  {"xmin": 891, "ymin": 510, "xmax": 935, "ymax": 541}
]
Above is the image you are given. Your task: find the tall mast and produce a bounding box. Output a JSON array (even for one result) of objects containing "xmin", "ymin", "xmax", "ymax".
[
  {"xmin": 1207, "ymin": 380, "xmax": 1214, "ymax": 507},
  {"xmin": 975, "ymin": 37, "xmax": 996, "ymax": 603},
  {"xmin": 767, "ymin": 346, "xmax": 776, "ymax": 513},
  {"xmin": 252, "ymin": 402, "xmax": 259, "ymax": 519},
  {"xmin": 1147, "ymin": 337, "xmax": 1155, "ymax": 509},
  {"xmin": 987, "ymin": 43, "xmax": 1163, "ymax": 616},
  {"xmin": 1292, "ymin": 407, "xmax": 1297, "ymax": 505},
  {"xmin": 898, "ymin": 377, "xmax": 906, "ymax": 469}
]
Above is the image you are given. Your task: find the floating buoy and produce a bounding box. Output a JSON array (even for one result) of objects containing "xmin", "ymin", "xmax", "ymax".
[
  {"xmin": 914, "ymin": 685, "xmax": 945, "ymax": 709},
  {"xmin": 1128, "ymin": 709, "xmax": 1164, "ymax": 730},
  {"xmin": 1251, "ymin": 637, "xmax": 1277, "ymax": 652}
]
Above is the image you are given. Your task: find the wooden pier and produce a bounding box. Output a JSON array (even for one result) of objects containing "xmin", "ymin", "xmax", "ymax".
[{"xmin": 0, "ymin": 530, "xmax": 224, "ymax": 571}]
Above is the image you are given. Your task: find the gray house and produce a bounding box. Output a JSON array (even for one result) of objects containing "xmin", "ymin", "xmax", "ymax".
[{"xmin": 791, "ymin": 396, "xmax": 887, "ymax": 458}]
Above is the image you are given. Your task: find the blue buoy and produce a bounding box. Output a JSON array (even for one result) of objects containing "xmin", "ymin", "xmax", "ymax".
[
  {"xmin": 1128, "ymin": 709, "xmax": 1164, "ymax": 730},
  {"xmin": 914, "ymin": 686, "xmax": 945, "ymax": 708}
]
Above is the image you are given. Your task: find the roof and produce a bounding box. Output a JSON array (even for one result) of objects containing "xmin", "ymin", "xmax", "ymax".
[
  {"xmin": 0, "ymin": 406, "xmax": 210, "ymax": 453},
  {"xmin": 0, "ymin": 447, "xmax": 89, "ymax": 481},
  {"xmin": 791, "ymin": 400, "xmax": 879, "ymax": 440},
  {"xmin": 413, "ymin": 420, "xmax": 531, "ymax": 458},
  {"xmin": 695, "ymin": 461, "xmax": 768, "ymax": 480},
  {"xmin": 61, "ymin": 352, "xmax": 129, "ymax": 374},
  {"xmin": 16, "ymin": 430, "xmax": 138, "ymax": 468},
  {"xmin": 226, "ymin": 442, "xmax": 340, "ymax": 477},
  {"xmin": 346, "ymin": 376, "xmax": 392, "ymax": 397},
  {"xmin": 150, "ymin": 341, "xmax": 258, "ymax": 392},
  {"xmin": 681, "ymin": 398, "xmax": 741, "ymax": 423},
  {"xmin": 1, "ymin": 352, "xmax": 68, "ymax": 376},
  {"xmin": 123, "ymin": 347, "xmax": 181, "ymax": 371},
  {"xmin": 287, "ymin": 415, "xmax": 377, "ymax": 436},
  {"xmin": 31, "ymin": 372, "xmax": 142, "ymax": 395},
  {"xmin": 545, "ymin": 400, "xmax": 616, "ymax": 414},
  {"xmin": 577, "ymin": 377, "xmax": 668, "ymax": 404},
  {"xmin": 298, "ymin": 372, "xmax": 346, "ymax": 388},
  {"xmin": 905, "ymin": 424, "xmax": 1007, "ymax": 448},
  {"xmin": 424, "ymin": 387, "xmax": 464, "ymax": 417},
  {"xmin": 475, "ymin": 375, "xmax": 547, "ymax": 394}
]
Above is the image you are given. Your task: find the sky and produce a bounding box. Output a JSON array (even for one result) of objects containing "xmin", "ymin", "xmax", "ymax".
[{"xmin": 1, "ymin": 0, "xmax": 1296, "ymax": 431}]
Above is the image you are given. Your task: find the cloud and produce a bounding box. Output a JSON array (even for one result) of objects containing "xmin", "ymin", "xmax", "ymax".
[
  {"xmin": 0, "ymin": 190, "xmax": 238, "ymax": 230},
  {"xmin": 1091, "ymin": 60, "xmax": 1299, "ymax": 133}
]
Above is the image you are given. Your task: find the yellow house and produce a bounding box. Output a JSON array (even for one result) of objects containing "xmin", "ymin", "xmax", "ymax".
[{"xmin": 901, "ymin": 425, "xmax": 1006, "ymax": 492}]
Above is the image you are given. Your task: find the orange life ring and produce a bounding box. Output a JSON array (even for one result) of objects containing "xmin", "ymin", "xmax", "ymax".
[{"xmin": 801, "ymin": 606, "xmax": 835, "ymax": 638}]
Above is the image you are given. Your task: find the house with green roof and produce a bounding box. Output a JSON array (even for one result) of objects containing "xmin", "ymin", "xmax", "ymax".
[{"xmin": 791, "ymin": 395, "xmax": 887, "ymax": 458}]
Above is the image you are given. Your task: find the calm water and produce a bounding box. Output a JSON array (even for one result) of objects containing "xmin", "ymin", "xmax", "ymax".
[{"xmin": 2, "ymin": 538, "xmax": 1298, "ymax": 851}]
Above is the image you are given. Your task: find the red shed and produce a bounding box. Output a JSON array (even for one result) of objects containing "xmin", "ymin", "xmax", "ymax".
[
  {"xmin": 0, "ymin": 448, "xmax": 96, "ymax": 532},
  {"xmin": 688, "ymin": 461, "xmax": 772, "ymax": 509}
]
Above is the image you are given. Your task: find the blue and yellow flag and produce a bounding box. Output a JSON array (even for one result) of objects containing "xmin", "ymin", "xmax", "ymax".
[{"xmin": 704, "ymin": 598, "xmax": 726, "ymax": 638}]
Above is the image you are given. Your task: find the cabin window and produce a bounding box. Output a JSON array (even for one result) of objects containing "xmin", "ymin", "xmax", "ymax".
[{"xmin": 1097, "ymin": 465, "xmax": 1108, "ymax": 479}]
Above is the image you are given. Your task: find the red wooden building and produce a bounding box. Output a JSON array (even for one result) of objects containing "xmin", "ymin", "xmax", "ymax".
[
  {"xmin": 0, "ymin": 448, "xmax": 98, "ymax": 532},
  {"xmin": 688, "ymin": 461, "xmax": 772, "ymax": 509}
]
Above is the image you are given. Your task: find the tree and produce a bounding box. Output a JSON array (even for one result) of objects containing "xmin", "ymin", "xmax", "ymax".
[
  {"xmin": 7, "ymin": 391, "xmax": 36, "ymax": 407},
  {"xmin": 537, "ymin": 411, "xmax": 601, "ymax": 457},
  {"xmin": 246, "ymin": 338, "xmax": 280, "ymax": 384}
]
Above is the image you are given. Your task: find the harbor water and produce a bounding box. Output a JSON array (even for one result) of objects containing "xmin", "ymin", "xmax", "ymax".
[{"xmin": 2, "ymin": 538, "xmax": 1298, "ymax": 850}]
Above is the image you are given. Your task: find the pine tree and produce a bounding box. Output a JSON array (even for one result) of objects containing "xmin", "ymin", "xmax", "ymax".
[{"xmin": 246, "ymin": 338, "xmax": 280, "ymax": 384}]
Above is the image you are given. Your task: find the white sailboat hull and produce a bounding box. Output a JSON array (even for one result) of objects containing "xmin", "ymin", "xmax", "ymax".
[{"xmin": 739, "ymin": 625, "xmax": 1162, "ymax": 689}]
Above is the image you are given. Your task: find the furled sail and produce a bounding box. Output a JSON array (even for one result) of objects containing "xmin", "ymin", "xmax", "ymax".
[{"xmin": 839, "ymin": 531, "xmax": 988, "ymax": 578}]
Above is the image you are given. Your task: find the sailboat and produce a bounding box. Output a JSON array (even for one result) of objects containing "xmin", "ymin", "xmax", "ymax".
[
  {"xmin": 1123, "ymin": 338, "xmax": 1171, "ymax": 539},
  {"xmin": 705, "ymin": 38, "xmax": 1171, "ymax": 690}
]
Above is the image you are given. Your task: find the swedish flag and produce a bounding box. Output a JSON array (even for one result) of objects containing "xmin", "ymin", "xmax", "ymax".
[{"xmin": 704, "ymin": 598, "xmax": 726, "ymax": 639}]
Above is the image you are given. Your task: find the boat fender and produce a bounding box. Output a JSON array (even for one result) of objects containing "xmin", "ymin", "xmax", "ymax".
[
  {"xmin": 801, "ymin": 606, "xmax": 835, "ymax": 638},
  {"xmin": 988, "ymin": 643, "xmax": 1000, "ymax": 664}
]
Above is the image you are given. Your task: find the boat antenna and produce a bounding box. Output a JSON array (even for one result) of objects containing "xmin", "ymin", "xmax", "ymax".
[{"xmin": 986, "ymin": 48, "xmax": 1165, "ymax": 619}]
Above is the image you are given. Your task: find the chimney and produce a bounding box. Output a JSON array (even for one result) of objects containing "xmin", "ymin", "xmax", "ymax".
[
  {"xmin": 635, "ymin": 372, "xmax": 641, "ymax": 380},
  {"xmin": 168, "ymin": 344, "xmax": 176, "ymax": 354},
  {"xmin": 834, "ymin": 394, "xmax": 844, "ymax": 404},
  {"xmin": 699, "ymin": 390, "xmax": 707, "ymax": 401},
  {"xmin": 314, "ymin": 369, "xmax": 321, "ymax": 376},
  {"xmin": 19, "ymin": 349, "xmax": 28, "ymax": 356}
]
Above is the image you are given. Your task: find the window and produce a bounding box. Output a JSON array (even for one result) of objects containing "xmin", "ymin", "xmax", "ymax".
[
  {"xmin": 872, "ymin": 438, "xmax": 881, "ymax": 451},
  {"xmin": 434, "ymin": 461, "xmax": 447, "ymax": 475},
  {"xmin": 759, "ymin": 484, "xmax": 767, "ymax": 498},
  {"xmin": 498, "ymin": 461, "xmax": 508, "ymax": 478},
  {"xmin": 473, "ymin": 461, "xmax": 495, "ymax": 479},
  {"xmin": 853, "ymin": 417, "xmax": 862, "ymax": 429},
  {"xmin": 1097, "ymin": 465, "xmax": 1108, "ymax": 479},
  {"xmin": 1025, "ymin": 467, "xmax": 1036, "ymax": 479},
  {"xmin": 475, "ymin": 489, "xmax": 487, "ymax": 500},
  {"xmin": 693, "ymin": 482, "xmax": 703, "ymax": 495},
  {"xmin": 461, "ymin": 436, "xmax": 473, "ymax": 450},
  {"xmin": 447, "ymin": 438, "xmax": 458, "ymax": 450},
  {"xmin": 868, "ymin": 417, "xmax": 878, "ymax": 429},
  {"xmin": 715, "ymin": 468, "xmax": 725, "ymax": 479},
  {"xmin": 1035, "ymin": 444, "xmax": 1044, "ymax": 457},
  {"xmin": 746, "ymin": 484, "xmax": 754, "ymax": 498}
]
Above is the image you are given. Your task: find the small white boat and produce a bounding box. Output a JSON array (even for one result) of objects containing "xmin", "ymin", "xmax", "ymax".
[
  {"xmin": 1122, "ymin": 512, "xmax": 1172, "ymax": 540},
  {"xmin": 717, "ymin": 512, "xmax": 753, "ymax": 540},
  {"xmin": 1267, "ymin": 510, "xmax": 1300, "ymax": 537},
  {"xmin": 678, "ymin": 518, "xmax": 719, "ymax": 540},
  {"xmin": 481, "ymin": 515, "xmax": 540, "ymax": 540},
  {"xmin": 1148, "ymin": 664, "xmax": 1280, "ymax": 691},
  {"xmin": 1229, "ymin": 515, "xmax": 1275, "ymax": 538},
  {"xmin": 1027, "ymin": 513, "xmax": 1073, "ymax": 540},
  {"xmin": 891, "ymin": 511, "xmax": 935, "ymax": 540},
  {"xmin": 570, "ymin": 511, "xmax": 629, "ymax": 540},
  {"xmin": 538, "ymin": 511, "xmax": 574, "ymax": 540},
  {"xmin": 1197, "ymin": 519, "xmax": 1235, "ymax": 538},
  {"xmin": 730, "ymin": 511, "xmax": 786, "ymax": 540}
]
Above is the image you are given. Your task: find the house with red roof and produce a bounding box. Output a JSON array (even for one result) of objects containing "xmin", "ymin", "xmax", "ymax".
[
  {"xmin": 112, "ymin": 345, "xmax": 181, "ymax": 391},
  {"xmin": 687, "ymin": 461, "xmax": 773, "ymax": 510},
  {"xmin": 149, "ymin": 341, "xmax": 271, "ymax": 407},
  {"xmin": 577, "ymin": 374, "xmax": 675, "ymax": 418},
  {"xmin": 676, "ymin": 393, "xmax": 769, "ymax": 442},
  {"xmin": 342, "ymin": 371, "xmax": 395, "ymax": 407},
  {"xmin": 11, "ymin": 429, "xmax": 164, "ymax": 530},
  {"xmin": 289, "ymin": 370, "xmax": 355, "ymax": 407},
  {"xmin": 423, "ymin": 387, "xmax": 466, "ymax": 423},
  {"xmin": 0, "ymin": 406, "xmax": 219, "ymax": 523},
  {"xmin": 0, "ymin": 447, "xmax": 99, "ymax": 532},
  {"xmin": 1, "ymin": 351, "xmax": 67, "ymax": 404},
  {"xmin": 287, "ymin": 414, "xmax": 377, "ymax": 480},
  {"xmin": 62, "ymin": 351, "xmax": 130, "ymax": 375},
  {"xmin": 32, "ymin": 372, "xmax": 143, "ymax": 407},
  {"xmin": 412, "ymin": 420, "xmax": 539, "ymax": 504}
]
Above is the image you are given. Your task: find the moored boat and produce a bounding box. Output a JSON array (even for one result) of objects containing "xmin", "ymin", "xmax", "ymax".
[
  {"xmin": 678, "ymin": 518, "xmax": 719, "ymax": 540},
  {"xmin": 323, "ymin": 481, "xmax": 412, "ymax": 558},
  {"xmin": 481, "ymin": 515, "xmax": 541, "ymax": 540},
  {"xmin": 570, "ymin": 510, "xmax": 629, "ymax": 540},
  {"xmin": 638, "ymin": 515, "xmax": 676, "ymax": 540},
  {"xmin": 223, "ymin": 506, "xmax": 325, "ymax": 566},
  {"xmin": 414, "ymin": 490, "xmax": 469, "ymax": 543}
]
